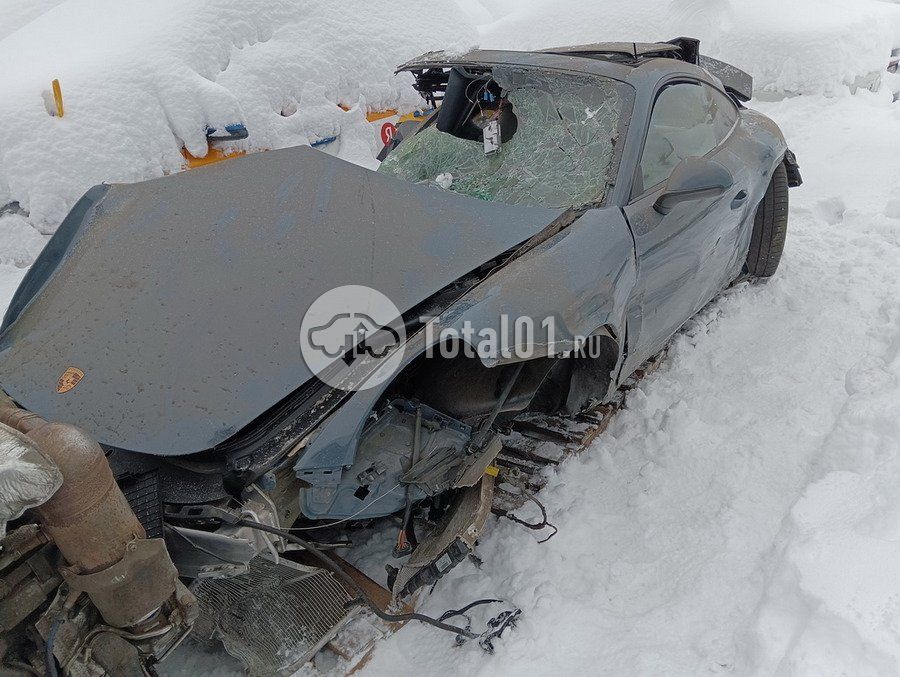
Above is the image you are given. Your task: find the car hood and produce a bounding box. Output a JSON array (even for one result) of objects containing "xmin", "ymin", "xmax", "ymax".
[{"xmin": 0, "ymin": 145, "xmax": 563, "ymax": 455}]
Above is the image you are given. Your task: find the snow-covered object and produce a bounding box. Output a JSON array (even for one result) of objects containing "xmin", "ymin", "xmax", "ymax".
[
  {"xmin": 0, "ymin": 422, "xmax": 61, "ymax": 537},
  {"xmin": 0, "ymin": 0, "xmax": 477, "ymax": 234},
  {"xmin": 435, "ymin": 172, "xmax": 454, "ymax": 189},
  {"xmin": 468, "ymin": 0, "xmax": 900, "ymax": 99}
]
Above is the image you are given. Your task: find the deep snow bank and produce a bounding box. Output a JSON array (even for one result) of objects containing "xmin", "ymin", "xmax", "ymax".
[{"xmin": 468, "ymin": 0, "xmax": 900, "ymax": 98}]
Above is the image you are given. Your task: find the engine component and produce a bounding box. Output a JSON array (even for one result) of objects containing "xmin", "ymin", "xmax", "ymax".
[
  {"xmin": 60, "ymin": 538, "xmax": 180, "ymax": 628},
  {"xmin": 392, "ymin": 475, "xmax": 494, "ymax": 597},
  {"xmin": 192, "ymin": 556, "xmax": 353, "ymax": 675},
  {"xmin": 0, "ymin": 396, "xmax": 146, "ymax": 575},
  {"xmin": 300, "ymin": 399, "xmax": 471, "ymax": 520},
  {"xmin": 0, "ymin": 395, "xmax": 196, "ymax": 675},
  {"xmin": 0, "ymin": 534, "xmax": 60, "ymax": 635}
]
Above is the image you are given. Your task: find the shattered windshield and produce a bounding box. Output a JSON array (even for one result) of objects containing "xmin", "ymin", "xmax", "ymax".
[{"xmin": 378, "ymin": 68, "xmax": 630, "ymax": 208}]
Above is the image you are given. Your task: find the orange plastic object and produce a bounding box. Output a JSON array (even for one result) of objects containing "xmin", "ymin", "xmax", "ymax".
[
  {"xmin": 181, "ymin": 146, "xmax": 247, "ymax": 169},
  {"xmin": 338, "ymin": 104, "xmax": 400, "ymax": 121},
  {"xmin": 51, "ymin": 79, "xmax": 64, "ymax": 118}
]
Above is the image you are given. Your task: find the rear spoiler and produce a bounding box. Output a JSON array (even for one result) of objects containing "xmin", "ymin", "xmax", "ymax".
[
  {"xmin": 666, "ymin": 37, "xmax": 753, "ymax": 102},
  {"xmin": 698, "ymin": 55, "xmax": 753, "ymax": 102}
]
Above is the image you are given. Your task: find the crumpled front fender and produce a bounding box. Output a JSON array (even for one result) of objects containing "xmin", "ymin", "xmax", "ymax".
[{"xmin": 294, "ymin": 207, "xmax": 637, "ymax": 497}]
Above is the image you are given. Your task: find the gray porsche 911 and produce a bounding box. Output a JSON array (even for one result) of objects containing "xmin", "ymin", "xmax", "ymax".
[{"xmin": 0, "ymin": 38, "xmax": 800, "ymax": 675}]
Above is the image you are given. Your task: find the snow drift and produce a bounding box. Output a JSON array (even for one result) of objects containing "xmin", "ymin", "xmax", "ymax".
[
  {"xmin": 468, "ymin": 0, "xmax": 900, "ymax": 98},
  {"xmin": 0, "ymin": 0, "xmax": 476, "ymax": 235}
]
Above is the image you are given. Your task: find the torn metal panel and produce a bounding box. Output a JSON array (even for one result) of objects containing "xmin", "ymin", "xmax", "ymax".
[
  {"xmin": 294, "ymin": 206, "xmax": 636, "ymax": 484},
  {"xmin": 392, "ymin": 476, "xmax": 494, "ymax": 597}
]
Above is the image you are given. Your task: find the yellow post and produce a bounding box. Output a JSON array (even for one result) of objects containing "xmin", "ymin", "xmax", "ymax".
[{"xmin": 51, "ymin": 79, "xmax": 64, "ymax": 118}]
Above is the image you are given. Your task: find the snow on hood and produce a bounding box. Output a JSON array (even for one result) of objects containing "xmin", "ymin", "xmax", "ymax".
[{"xmin": 0, "ymin": 145, "xmax": 562, "ymax": 455}]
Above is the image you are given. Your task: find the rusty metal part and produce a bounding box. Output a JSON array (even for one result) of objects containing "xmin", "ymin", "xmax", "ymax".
[
  {"xmin": 88, "ymin": 632, "xmax": 145, "ymax": 677},
  {"xmin": 0, "ymin": 524, "xmax": 49, "ymax": 571},
  {"xmin": 0, "ymin": 392, "xmax": 194, "ymax": 652},
  {"xmin": 0, "ymin": 393, "xmax": 145, "ymax": 575},
  {"xmin": 61, "ymin": 538, "xmax": 180, "ymax": 628},
  {"xmin": 27, "ymin": 424, "xmax": 145, "ymax": 574},
  {"xmin": 0, "ymin": 542, "xmax": 61, "ymax": 633}
]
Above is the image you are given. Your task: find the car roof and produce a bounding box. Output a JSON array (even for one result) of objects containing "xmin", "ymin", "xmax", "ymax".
[
  {"xmin": 396, "ymin": 44, "xmax": 752, "ymax": 101},
  {"xmin": 398, "ymin": 48, "xmax": 649, "ymax": 83}
]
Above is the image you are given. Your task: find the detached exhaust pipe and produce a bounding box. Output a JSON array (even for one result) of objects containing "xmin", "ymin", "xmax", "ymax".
[{"xmin": 0, "ymin": 393, "xmax": 194, "ymax": 630}]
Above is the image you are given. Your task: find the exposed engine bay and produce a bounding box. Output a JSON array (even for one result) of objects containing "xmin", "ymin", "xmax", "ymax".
[
  {"xmin": 0, "ymin": 398, "xmax": 196, "ymax": 676},
  {"xmin": 0, "ymin": 376, "xmax": 536, "ymax": 675}
]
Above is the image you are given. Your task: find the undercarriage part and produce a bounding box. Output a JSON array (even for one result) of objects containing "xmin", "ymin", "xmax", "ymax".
[
  {"xmin": 392, "ymin": 476, "xmax": 494, "ymax": 597},
  {"xmin": 192, "ymin": 556, "xmax": 353, "ymax": 675},
  {"xmin": 494, "ymin": 350, "xmax": 667, "ymax": 513}
]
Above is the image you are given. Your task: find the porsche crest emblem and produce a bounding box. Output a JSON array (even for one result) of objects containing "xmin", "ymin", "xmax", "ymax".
[{"xmin": 56, "ymin": 367, "xmax": 84, "ymax": 394}]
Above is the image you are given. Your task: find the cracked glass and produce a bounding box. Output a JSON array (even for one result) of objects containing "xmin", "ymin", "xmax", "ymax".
[{"xmin": 378, "ymin": 68, "xmax": 629, "ymax": 208}]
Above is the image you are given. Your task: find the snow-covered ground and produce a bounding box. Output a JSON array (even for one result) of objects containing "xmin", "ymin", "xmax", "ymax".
[{"xmin": 2, "ymin": 1, "xmax": 900, "ymax": 675}]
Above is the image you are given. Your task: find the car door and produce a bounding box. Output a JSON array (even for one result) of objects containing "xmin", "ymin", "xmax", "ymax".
[{"xmin": 623, "ymin": 79, "xmax": 745, "ymax": 360}]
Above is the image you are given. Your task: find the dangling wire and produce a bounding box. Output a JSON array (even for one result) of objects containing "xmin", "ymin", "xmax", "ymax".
[
  {"xmin": 237, "ymin": 518, "xmax": 505, "ymax": 642},
  {"xmin": 464, "ymin": 77, "xmax": 492, "ymax": 118},
  {"xmin": 493, "ymin": 485, "xmax": 558, "ymax": 543}
]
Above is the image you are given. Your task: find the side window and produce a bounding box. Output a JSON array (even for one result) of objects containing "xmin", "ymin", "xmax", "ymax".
[
  {"xmin": 704, "ymin": 84, "xmax": 739, "ymax": 144},
  {"xmin": 639, "ymin": 82, "xmax": 720, "ymax": 193}
]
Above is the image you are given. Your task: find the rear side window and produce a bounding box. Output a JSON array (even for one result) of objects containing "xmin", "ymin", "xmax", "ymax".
[
  {"xmin": 639, "ymin": 81, "xmax": 737, "ymax": 193},
  {"xmin": 705, "ymin": 84, "xmax": 739, "ymax": 143}
]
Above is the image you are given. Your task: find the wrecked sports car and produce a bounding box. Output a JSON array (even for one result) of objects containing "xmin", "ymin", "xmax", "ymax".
[{"xmin": 0, "ymin": 38, "xmax": 801, "ymax": 675}]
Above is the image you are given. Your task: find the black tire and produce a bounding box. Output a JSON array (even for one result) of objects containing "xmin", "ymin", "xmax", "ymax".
[{"xmin": 745, "ymin": 162, "xmax": 789, "ymax": 278}]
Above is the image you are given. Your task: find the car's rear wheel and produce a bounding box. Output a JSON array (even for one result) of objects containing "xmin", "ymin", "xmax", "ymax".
[{"xmin": 745, "ymin": 162, "xmax": 789, "ymax": 278}]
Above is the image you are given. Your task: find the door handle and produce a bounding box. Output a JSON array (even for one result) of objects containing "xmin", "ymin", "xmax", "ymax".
[{"xmin": 731, "ymin": 190, "xmax": 749, "ymax": 209}]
